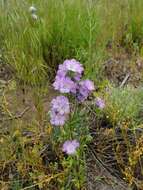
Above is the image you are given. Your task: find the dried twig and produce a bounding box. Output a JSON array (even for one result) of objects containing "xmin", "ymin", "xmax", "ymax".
[
  {"xmin": 120, "ymin": 73, "xmax": 130, "ymax": 88},
  {"xmin": 0, "ymin": 106, "xmax": 30, "ymax": 122}
]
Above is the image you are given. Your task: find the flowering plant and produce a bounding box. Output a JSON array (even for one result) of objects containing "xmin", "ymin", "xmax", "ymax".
[
  {"xmin": 50, "ymin": 59, "xmax": 98, "ymax": 155},
  {"xmin": 48, "ymin": 58, "xmax": 105, "ymax": 188}
]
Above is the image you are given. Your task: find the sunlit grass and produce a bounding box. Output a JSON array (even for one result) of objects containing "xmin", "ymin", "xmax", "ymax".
[{"xmin": 104, "ymin": 86, "xmax": 143, "ymax": 127}]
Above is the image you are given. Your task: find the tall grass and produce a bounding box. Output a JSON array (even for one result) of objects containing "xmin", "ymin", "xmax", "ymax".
[
  {"xmin": 1, "ymin": 0, "xmax": 143, "ymax": 85},
  {"xmin": 0, "ymin": 0, "xmax": 107, "ymax": 85}
]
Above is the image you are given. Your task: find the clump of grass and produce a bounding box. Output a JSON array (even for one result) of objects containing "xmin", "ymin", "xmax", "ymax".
[
  {"xmin": 1, "ymin": 1, "xmax": 47, "ymax": 85},
  {"xmin": 123, "ymin": 0, "xmax": 143, "ymax": 52},
  {"xmin": 104, "ymin": 86, "xmax": 143, "ymax": 127}
]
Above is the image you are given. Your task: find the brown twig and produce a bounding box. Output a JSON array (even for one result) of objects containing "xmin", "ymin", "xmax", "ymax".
[
  {"xmin": 0, "ymin": 106, "xmax": 30, "ymax": 122},
  {"xmin": 120, "ymin": 73, "xmax": 130, "ymax": 88}
]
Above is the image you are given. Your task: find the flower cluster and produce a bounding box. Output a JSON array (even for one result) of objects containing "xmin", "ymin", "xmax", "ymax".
[
  {"xmin": 62, "ymin": 140, "xmax": 80, "ymax": 155},
  {"xmin": 77, "ymin": 79, "xmax": 95, "ymax": 102},
  {"xmin": 53, "ymin": 59, "xmax": 94, "ymax": 101},
  {"xmin": 53, "ymin": 59, "xmax": 84, "ymax": 94},
  {"xmin": 50, "ymin": 59, "xmax": 105, "ymax": 155},
  {"xmin": 50, "ymin": 96, "xmax": 70, "ymax": 126},
  {"xmin": 53, "ymin": 76, "xmax": 77, "ymax": 93}
]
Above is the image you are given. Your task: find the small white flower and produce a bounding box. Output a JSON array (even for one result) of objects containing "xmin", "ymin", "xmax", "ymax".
[
  {"xmin": 31, "ymin": 14, "xmax": 38, "ymax": 20},
  {"xmin": 29, "ymin": 6, "xmax": 37, "ymax": 13}
]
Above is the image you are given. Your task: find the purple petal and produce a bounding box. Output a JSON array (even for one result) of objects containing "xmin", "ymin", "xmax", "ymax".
[
  {"xmin": 63, "ymin": 59, "xmax": 84, "ymax": 74},
  {"xmin": 62, "ymin": 140, "xmax": 80, "ymax": 155},
  {"xmin": 96, "ymin": 97, "xmax": 105, "ymax": 109}
]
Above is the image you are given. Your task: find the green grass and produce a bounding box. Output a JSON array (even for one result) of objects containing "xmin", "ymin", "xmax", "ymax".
[
  {"xmin": 0, "ymin": 0, "xmax": 105, "ymax": 85},
  {"xmin": 1, "ymin": 0, "xmax": 143, "ymax": 85},
  {"xmin": 104, "ymin": 86, "xmax": 143, "ymax": 127}
]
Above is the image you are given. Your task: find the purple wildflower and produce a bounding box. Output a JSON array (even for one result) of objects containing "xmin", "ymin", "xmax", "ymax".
[
  {"xmin": 53, "ymin": 59, "xmax": 84, "ymax": 94},
  {"xmin": 80, "ymin": 79, "xmax": 95, "ymax": 91},
  {"xmin": 77, "ymin": 87, "xmax": 89, "ymax": 102},
  {"xmin": 62, "ymin": 140, "xmax": 80, "ymax": 155},
  {"xmin": 51, "ymin": 96, "xmax": 70, "ymax": 115},
  {"xmin": 77, "ymin": 79, "xmax": 95, "ymax": 102},
  {"xmin": 50, "ymin": 96, "xmax": 70, "ymax": 126},
  {"xmin": 53, "ymin": 76, "xmax": 77, "ymax": 93},
  {"xmin": 56, "ymin": 64, "xmax": 67, "ymax": 78},
  {"xmin": 50, "ymin": 111, "xmax": 66, "ymax": 126},
  {"xmin": 56, "ymin": 59, "xmax": 83, "ymax": 79},
  {"xmin": 96, "ymin": 97, "xmax": 105, "ymax": 109},
  {"xmin": 63, "ymin": 59, "xmax": 84, "ymax": 74}
]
